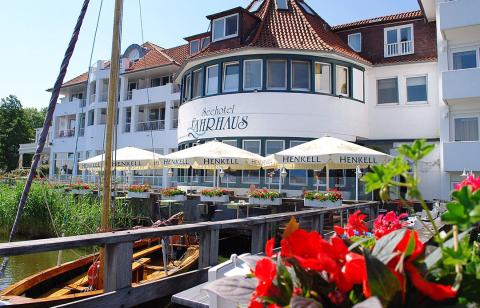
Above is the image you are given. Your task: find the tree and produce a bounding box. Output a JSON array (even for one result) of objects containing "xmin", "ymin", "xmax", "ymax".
[{"xmin": 0, "ymin": 95, "xmax": 31, "ymax": 171}]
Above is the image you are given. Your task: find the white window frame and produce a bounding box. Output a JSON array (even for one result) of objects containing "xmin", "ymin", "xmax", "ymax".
[
  {"xmin": 205, "ymin": 65, "xmax": 219, "ymax": 96},
  {"xmin": 348, "ymin": 33, "xmax": 362, "ymax": 52},
  {"xmin": 314, "ymin": 62, "xmax": 331, "ymax": 94},
  {"xmin": 336, "ymin": 65, "xmax": 349, "ymax": 96},
  {"xmin": 201, "ymin": 37, "xmax": 211, "ymax": 49},
  {"xmin": 212, "ymin": 13, "xmax": 239, "ymax": 42},
  {"xmin": 191, "ymin": 69, "xmax": 203, "ymax": 99},
  {"xmin": 383, "ymin": 24, "xmax": 414, "ymax": 57},
  {"xmin": 376, "ymin": 76, "xmax": 399, "ymax": 105},
  {"xmin": 291, "ymin": 60, "xmax": 311, "ymax": 91},
  {"xmin": 449, "ymin": 45, "xmax": 480, "ymax": 70},
  {"xmin": 406, "ymin": 75, "xmax": 428, "ymax": 104},
  {"xmin": 264, "ymin": 140, "xmax": 285, "ymax": 185},
  {"xmin": 241, "ymin": 139, "xmax": 261, "ymax": 184},
  {"xmin": 267, "ymin": 59, "xmax": 287, "ymax": 90},
  {"xmin": 189, "ymin": 39, "xmax": 200, "ymax": 55},
  {"xmin": 243, "ymin": 59, "xmax": 263, "ymax": 91},
  {"xmin": 451, "ymin": 113, "xmax": 480, "ymax": 142},
  {"xmin": 222, "ymin": 61, "xmax": 240, "ymax": 93}
]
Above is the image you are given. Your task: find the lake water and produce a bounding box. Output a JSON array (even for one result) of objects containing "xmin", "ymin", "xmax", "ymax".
[{"xmin": 0, "ymin": 236, "xmax": 89, "ymax": 292}]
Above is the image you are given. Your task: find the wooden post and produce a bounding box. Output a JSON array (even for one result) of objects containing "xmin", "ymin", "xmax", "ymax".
[
  {"xmin": 99, "ymin": 0, "xmax": 123, "ymax": 289},
  {"xmin": 199, "ymin": 228, "xmax": 219, "ymax": 268},
  {"xmin": 103, "ymin": 241, "xmax": 132, "ymax": 292},
  {"xmin": 251, "ymin": 223, "xmax": 268, "ymax": 254},
  {"xmin": 311, "ymin": 214, "xmax": 323, "ymax": 232}
]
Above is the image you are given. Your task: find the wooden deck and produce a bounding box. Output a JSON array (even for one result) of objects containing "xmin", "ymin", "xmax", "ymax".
[{"xmin": 0, "ymin": 201, "xmax": 379, "ymax": 307}]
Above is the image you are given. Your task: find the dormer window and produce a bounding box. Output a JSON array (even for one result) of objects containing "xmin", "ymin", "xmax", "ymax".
[
  {"xmin": 190, "ymin": 40, "xmax": 200, "ymax": 55},
  {"xmin": 201, "ymin": 37, "xmax": 210, "ymax": 49},
  {"xmin": 348, "ymin": 33, "xmax": 362, "ymax": 52},
  {"xmin": 384, "ymin": 24, "xmax": 414, "ymax": 57},
  {"xmin": 249, "ymin": 0, "xmax": 265, "ymax": 12},
  {"xmin": 212, "ymin": 14, "xmax": 239, "ymax": 42},
  {"xmin": 275, "ymin": 0, "xmax": 288, "ymax": 10}
]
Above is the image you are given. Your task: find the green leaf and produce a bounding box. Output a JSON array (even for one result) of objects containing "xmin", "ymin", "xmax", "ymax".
[
  {"xmin": 365, "ymin": 252, "xmax": 402, "ymax": 305},
  {"xmin": 371, "ymin": 229, "xmax": 407, "ymax": 264},
  {"xmin": 398, "ymin": 139, "xmax": 435, "ymax": 162}
]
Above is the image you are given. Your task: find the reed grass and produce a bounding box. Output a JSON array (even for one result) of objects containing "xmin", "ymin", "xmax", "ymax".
[{"xmin": 0, "ymin": 181, "xmax": 135, "ymax": 238}]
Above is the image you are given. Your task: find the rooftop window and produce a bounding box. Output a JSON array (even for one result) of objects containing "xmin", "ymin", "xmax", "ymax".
[
  {"xmin": 384, "ymin": 24, "xmax": 414, "ymax": 57},
  {"xmin": 190, "ymin": 40, "xmax": 200, "ymax": 55},
  {"xmin": 275, "ymin": 0, "xmax": 288, "ymax": 10},
  {"xmin": 298, "ymin": 1, "xmax": 314, "ymax": 15},
  {"xmin": 201, "ymin": 37, "xmax": 210, "ymax": 49},
  {"xmin": 212, "ymin": 14, "xmax": 239, "ymax": 42},
  {"xmin": 348, "ymin": 33, "xmax": 362, "ymax": 52},
  {"xmin": 249, "ymin": 0, "xmax": 265, "ymax": 12}
]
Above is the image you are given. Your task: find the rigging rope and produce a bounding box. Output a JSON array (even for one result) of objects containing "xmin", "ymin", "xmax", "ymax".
[
  {"xmin": 0, "ymin": 0, "xmax": 92, "ymax": 278},
  {"xmin": 138, "ymin": 0, "xmax": 160, "ymax": 189},
  {"xmin": 72, "ymin": 0, "xmax": 104, "ymax": 186}
]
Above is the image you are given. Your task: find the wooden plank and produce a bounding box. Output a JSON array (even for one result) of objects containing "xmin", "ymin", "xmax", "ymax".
[
  {"xmin": 54, "ymin": 268, "xmax": 210, "ymax": 308},
  {"xmin": 104, "ymin": 242, "xmax": 133, "ymax": 292},
  {"xmin": 251, "ymin": 223, "xmax": 268, "ymax": 254},
  {"xmin": 0, "ymin": 202, "xmax": 379, "ymax": 257}
]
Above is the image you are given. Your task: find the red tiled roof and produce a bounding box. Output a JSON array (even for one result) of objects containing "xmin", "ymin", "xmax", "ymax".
[
  {"xmin": 189, "ymin": 0, "xmax": 370, "ymax": 64},
  {"xmin": 331, "ymin": 10, "xmax": 424, "ymax": 31},
  {"xmin": 163, "ymin": 44, "xmax": 190, "ymax": 65},
  {"xmin": 62, "ymin": 72, "xmax": 88, "ymax": 88}
]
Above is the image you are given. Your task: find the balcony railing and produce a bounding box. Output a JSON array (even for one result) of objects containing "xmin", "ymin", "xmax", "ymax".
[
  {"xmin": 78, "ymin": 98, "xmax": 87, "ymax": 108},
  {"xmin": 384, "ymin": 41, "xmax": 414, "ymax": 57},
  {"xmin": 90, "ymin": 93, "xmax": 96, "ymax": 104},
  {"xmin": 126, "ymin": 90, "xmax": 133, "ymax": 100},
  {"xmin": 57, "ymin": 129, "xmax": 75, "ymax": 138},
  {"xmin": 136, "ymin": 120, "xmax": 165, "ymax": 132},
  {"xmin": 99, "ymin": 92, "xmax": 108, "ymax": 102}
]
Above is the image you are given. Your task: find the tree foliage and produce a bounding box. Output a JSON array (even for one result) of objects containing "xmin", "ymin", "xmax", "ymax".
[{"xmin": 0, "ymin": 95, "xmax": 46, "ymax": 171}]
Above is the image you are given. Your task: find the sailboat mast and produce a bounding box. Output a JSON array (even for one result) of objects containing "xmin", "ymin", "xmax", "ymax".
[{"xmin": 102, "ymin": 0, "xmax": 123, "ymax": 231}]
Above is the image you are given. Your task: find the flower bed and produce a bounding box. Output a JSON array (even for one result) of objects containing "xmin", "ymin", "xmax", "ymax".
[
  {"xmin": 304, "ymin": 190, "xmax": 343, "ymax": 208},
  {"xmin": 127, "ymin": 184, "xmax": 150, "ymax": 199},
  {"xmin": 68, "ymin": 182, "xmax": 91, "ymax": 195},
  {"xmin": 249, "ymin": 189, "xmax": 282, "ymax": 205},
  {"xmin": 161, "ymin": 187, "xmax": 187, "ymax": 201},
  {"xmin": 200, "ymin": 188, "xmax": 231, "ymax": 203}
]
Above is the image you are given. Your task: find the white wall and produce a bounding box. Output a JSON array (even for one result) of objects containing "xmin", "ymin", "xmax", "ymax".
[
  {"xmin": 366, "ymin": 62, "xmax": 440, "ymax": 140},
  {"xmin": 177, "ymin": 92, "xmax": 369, "ymax": 144}
]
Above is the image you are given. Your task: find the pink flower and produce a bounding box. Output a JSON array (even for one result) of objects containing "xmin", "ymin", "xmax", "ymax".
[
  {"xmin": 455, "ymin": 175, "xmax": 480, "ymax": 192},
  {"xmin": 373, "ymin": 211, "xmax": 408, "ymax": 239}
]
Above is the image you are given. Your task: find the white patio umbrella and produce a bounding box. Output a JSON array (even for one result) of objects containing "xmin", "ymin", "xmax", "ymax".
[
  {"xmin": 161, "ymin": 140, "xmax": 264, "ymax": 187},
  {"xmin": 264, "ymin": 137, "xmax": 392, "ymax": 201},
  {"xmin": 79, "ymin": 146, "xmax": 164, "ymax": 171}
]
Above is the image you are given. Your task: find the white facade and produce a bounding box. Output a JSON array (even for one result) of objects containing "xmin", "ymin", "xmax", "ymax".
[
  {"xmin": 419, "ymin": 0, "xmax": 480, "ymax": 199},
  {"xmin": 49, "ymin": 50, "xmax": 181, "ymax": 187}
]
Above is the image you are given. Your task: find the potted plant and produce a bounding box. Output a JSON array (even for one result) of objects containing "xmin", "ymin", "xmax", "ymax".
[
  {"xmin": 304, "ymin": 190, "xmax": 343, "ymax": 208},
  {"xmin": 49, "ymin": 182, "xmax": 67, "ymax": 193},
  {"xmin": 200, "ymin": 188, "xmax": 231, "ymax": 202},
  {"xmin": 249, "ymin": 189, "xmax": 282, "ymax": 205},
  {"xmin": 161, "ymin": 187, "xmax": 187, "ymax": 201},
  {"xmin": 68, "ymin": 182, "xmax": 92, "ymax": 195},
  {"xmin": 127, "ymin": 184, "xmax": 151, "ymax": 199}
]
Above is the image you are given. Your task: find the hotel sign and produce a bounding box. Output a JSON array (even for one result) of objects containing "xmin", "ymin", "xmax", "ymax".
[{"xmin": 186, "ymin": 104, "xmax": 248, "ymax": 140}]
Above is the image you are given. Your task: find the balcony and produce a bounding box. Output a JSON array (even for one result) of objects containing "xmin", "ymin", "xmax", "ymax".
[
  {"xmin": 136, "ymin": 120, "xmax": 165, "ymax": 132},
  {"xmin": 90, "ymin": 93, "xmax": 96, "ymax": 104},
  {"xmin": 443, "ymin": 141, "xmax": 480, "ymax": 171},
  {"xmin": 442, "ymin": 67, "xmax": 480, "ymax": 104},
  {"xmin": 127, "ymin": 84, "xmax": 180, "ymax": 103},
  {"xmin": 384, "ymin": 41, "xmax": 413, "ymax": 57},
  {"xmin": 57, "ymin": 128, "xmax": 75, "ymax": 138},
  {"xmin": 440, "ymin": 0, "xmax": 480, "ymax": 42}
]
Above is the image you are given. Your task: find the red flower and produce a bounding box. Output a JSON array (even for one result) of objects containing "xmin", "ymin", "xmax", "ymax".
[
  {"xmin": 455, "ymin": 175, "xmax": 480, "ymax": 192},
  {"xmin": 252, "ymin": 258, "xmax": 278, "ymax": 298},
  {"xmin": 281, "ymin": 229, "xmax": 337, "ymax": 273},
  {"xmin": 386, "ymin": 229, "xmax": 456, "ymax": 302},
  {"xmin": 373, "ymin": 211, "xmax": 408, "ymax": 239},
  {"xmin": 334, "ymin": 210, "xmax": 369, "ymax": 237},
  {"xmin": 265, "ymin": 238, "xmax": 275, "ymax": 257}
]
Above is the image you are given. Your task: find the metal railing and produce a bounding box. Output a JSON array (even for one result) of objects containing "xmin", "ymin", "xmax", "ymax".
[
  {"xmin": 99, "ymin": 92, "xmax": 108, "ymax": 102},
  {"xmin": 126, "ymin": 90, "xmax": 133, "ymax": 100},
  {"xmin": 136, "ymin": 120, "xmax": 165, "ymax": 131},
  {"xmin": 57, "ymin": 129, "xmax": 75, "ymax": 138},
  {"xmin": 384, "ymin": 40, "xmax": 413, "ymax": 57}
]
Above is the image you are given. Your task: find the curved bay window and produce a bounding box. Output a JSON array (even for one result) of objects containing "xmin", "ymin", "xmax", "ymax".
[{"xmin": 180, "ymin": 55, "xmax": 365, "ymax": 103}]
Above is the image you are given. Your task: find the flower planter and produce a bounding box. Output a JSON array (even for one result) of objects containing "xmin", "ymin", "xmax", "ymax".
[
  {"xmin": 200, "ymin": 195, "xmax": 230, "ymax": 203},
  {"xmin": 71, "ymin": 189, "xmax": 91, "ymax": 195},
  {"xmin": 304, "ymin": 199, "xmax": 342, "ymax": 208},
  {"xmin": 128, "ymin": 191, "xmax": 150, "ymax": 199},
  {"xmin": 162, "ymin": 194, "xmax": 187, "ymax": 201},
  {"xmin": 249, "ymin": 197, "xmax": 282, "ymax": 206}
]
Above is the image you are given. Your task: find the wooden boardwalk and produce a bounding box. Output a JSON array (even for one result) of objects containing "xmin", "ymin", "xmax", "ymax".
[{"xmin": 0, "ymin": 201, "xmax": 379, "ymax": 307}]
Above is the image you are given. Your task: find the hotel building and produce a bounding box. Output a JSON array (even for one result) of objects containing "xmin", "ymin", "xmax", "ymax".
[{"xmin": 21, "ymin": 0, "xmax": 480, "ymax": 200}]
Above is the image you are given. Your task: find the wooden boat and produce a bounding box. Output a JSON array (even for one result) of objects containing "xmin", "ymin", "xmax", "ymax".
[{"xmin": 0, "ymin": 238, "xmax": 199, "ymax": 307}]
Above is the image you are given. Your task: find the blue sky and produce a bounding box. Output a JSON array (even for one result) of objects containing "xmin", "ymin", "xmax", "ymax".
[{"xmin": 0, "ymin": 0, "xmax": 420, "ymax": 108}]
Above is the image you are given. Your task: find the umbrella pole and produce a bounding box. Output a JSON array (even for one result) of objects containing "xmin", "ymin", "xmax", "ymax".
[
  {"xmin": 278, "ymin": 169, "xmax": 282, "ymax": 193},
  {"xmin": 326, "ymin": 165, "xmax": 330, "ymax": 191},
  {"xmin": 355, "ymin": 166, "xmax": 359, "ymax": 203},
  {"xmin": 213, "ymin": 169, "xmax": 217, "ymax": 188}
]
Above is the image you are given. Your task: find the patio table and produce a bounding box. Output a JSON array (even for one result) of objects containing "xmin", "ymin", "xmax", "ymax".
[{"xmin": 225, "ymin": 201, "xmax": 251, "ymax": 218}]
